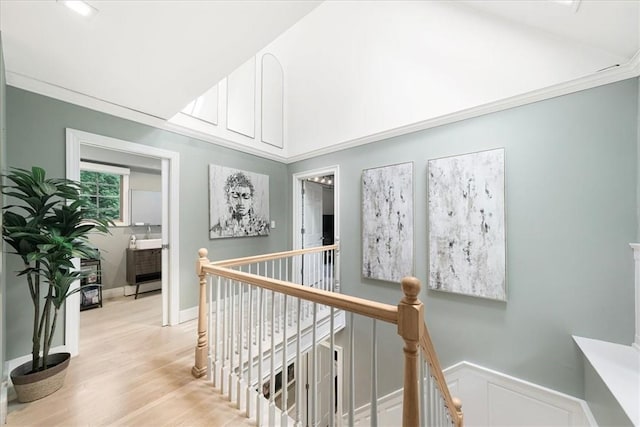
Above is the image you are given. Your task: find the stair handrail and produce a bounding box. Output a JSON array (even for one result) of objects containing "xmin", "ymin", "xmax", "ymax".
[{"xmin": 192, "ymin": 247, "xmax": 463, "ymax": 426}]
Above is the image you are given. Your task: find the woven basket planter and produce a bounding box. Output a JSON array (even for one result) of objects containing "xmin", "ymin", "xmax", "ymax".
[{"xmin": 10, "ymin": 353, "xmax": 71, "ymax": 403}]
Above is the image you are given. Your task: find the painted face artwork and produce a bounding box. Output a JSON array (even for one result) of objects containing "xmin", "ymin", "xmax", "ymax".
[{"xmin": 229, "ymin": 185, "xmax": 253, "ymax": 217}]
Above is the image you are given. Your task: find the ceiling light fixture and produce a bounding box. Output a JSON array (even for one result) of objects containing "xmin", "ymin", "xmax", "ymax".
[
  {"xmin": 550, "ymin": 0, "xmax": 581, "ymax": 12},
  {"xmin": 60, "ymin": 0, "xmax": 97, "ymax": 17}
]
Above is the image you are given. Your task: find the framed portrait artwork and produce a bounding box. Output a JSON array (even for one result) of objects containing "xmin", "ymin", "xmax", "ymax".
[
  {"xmin": 428, "ymin": 148, "xmax": 506, "ymax": 300},
  {"xmin": 209, "ymin": 165, "xmax": 270, "ymax": 239}
]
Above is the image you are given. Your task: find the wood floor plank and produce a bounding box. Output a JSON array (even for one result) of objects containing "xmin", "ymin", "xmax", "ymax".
[{"xmin": 7, "ymin": 293, "xmax": 253, "ymax": 426}]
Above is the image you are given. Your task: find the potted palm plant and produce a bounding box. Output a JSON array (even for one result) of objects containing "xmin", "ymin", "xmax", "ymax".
[{"xmin": 2, "ymin": 166, "xmax": 110, "ymax": 402}]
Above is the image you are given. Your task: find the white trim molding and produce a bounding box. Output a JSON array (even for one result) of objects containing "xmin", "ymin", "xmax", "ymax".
[
  {"xmin": 629, "ymin": 243, "xmax": 640, "ymax": 350},
  {"xmin": 444, "ymin": 361, "xmax": 597, "ymax": 427},
  {"xmin": 8, "ymin": 53, "xmax": 640, "ymax": 166},
  {"xmin": 65, "ymin": 129, "xmax": 181, "ymax": 359},
  {"xmin": 292, "ymin": 165, "xmax": 340, "ymax": 251}
]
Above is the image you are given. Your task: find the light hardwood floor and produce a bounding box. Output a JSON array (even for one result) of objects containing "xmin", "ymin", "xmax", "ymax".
[{"xmin": 7, "ymin": 292, "xmax": 254, "ymax": 426}]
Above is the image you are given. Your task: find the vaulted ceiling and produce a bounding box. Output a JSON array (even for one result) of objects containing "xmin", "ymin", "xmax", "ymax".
[{"xmin": 1, "ymin": 1, "xmax": 638, "ymax": 161}]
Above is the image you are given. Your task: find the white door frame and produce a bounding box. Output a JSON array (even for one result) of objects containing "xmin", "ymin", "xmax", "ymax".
[
  {"xmin": 292, "ymin": 166, "xmax": 340, "ymax": 252},
  {"xmin": 65, "ymin": 128, "xmax": 180, "ymax": 356}
]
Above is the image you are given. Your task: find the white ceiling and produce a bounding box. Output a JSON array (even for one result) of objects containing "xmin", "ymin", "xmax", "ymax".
[
  {"xmin": 0, "ymin": 0, "xmax": 320, "ymax": 119},
  {"xmin": 0, "ymin": 0, "xmax": 638, "ymax": 159},
  {"xmin": 460, "ymin": 0, "xmax": 639, "ymax": 59}
]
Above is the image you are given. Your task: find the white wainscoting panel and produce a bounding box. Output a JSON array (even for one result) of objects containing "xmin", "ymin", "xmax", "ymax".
[
  {"xmin": 445, "ymin": 361, "xmax": 597, "ymax": 427},
  {"xmin": 348, "ymin": 361, "xmax": 596, "ymax": 426},
  {"xmin": 350, "ymin": 388, "xmax": 403, "ymax": 426}
]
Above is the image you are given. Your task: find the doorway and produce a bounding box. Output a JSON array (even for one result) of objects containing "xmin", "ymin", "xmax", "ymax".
[
  {"xmin": 299, "ymin": 342, "xmax": 343, "ymax": 427},
  {"xmin": 292, "ymin": 166, "xmax": 340, "ymax": 286},
  {"xmin": 65, "ymin": 129, "xmax": 180, "ymax": 357}
]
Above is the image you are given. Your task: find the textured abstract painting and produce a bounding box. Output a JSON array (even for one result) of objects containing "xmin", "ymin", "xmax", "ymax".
[
  {"xmin": 362, "ymin": 162, "xmax": 413, "ymax": 283},
  {"xmin": 209, "ymin": 165, "xmax": 270, "ymax": 239},
  {"xmin": 428, "ymin": 149, "xmax": 506, "ymax": 300}
]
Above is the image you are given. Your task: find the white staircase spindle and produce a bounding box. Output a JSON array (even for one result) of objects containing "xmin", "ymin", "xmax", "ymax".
[
  {"xmin": 247, "ymin": 283, "xmax": 254, "ymax": 418},
  {"xmin": 348, "ymin": 312, "xmax": 355, "ymax": 427},
  {"xmin": 237, "ymin": 280, "xmax": 244, "ymax": 410},
  {"xmin": 329, "ymin": 306, "xmax": 335, "ymax": 427},
  {"xmin": 269, "ymin": 290, "xmax": 276, "ymax": 425},
  {"xmin": 221, "ymin": 278, "xmax": 228, "ymax": 395},
  {"xmin": 207, "ymin": 276, "xmax": 218, "ymax": 386},
  {"xmin": 420, "ymin": 356, "xmax": 426, "ymax": 427},
  {"xmin": 229, "ymin": 279, "xmax": 235, "ymax": 401},
  {"xmin": 281, "ymin": 295, "xmax": 289, "ymax": 426},
  {"xmin": 430, "ymin": 376, "xmax": 436, "ymax": 427},
  {"xmin": 371, "ymin": 319, "xmax": 378, "ymax": 427},
  {"xmin": 215, "ymin": 276, "xmax": 222, "ymax": 388},
  {"xmin": 295, "ymin": 297, "xmax": 302, "ymax": 427},
  {"xmin": 312, "ymin": 302, "xmax": 318, "ymax": 427},
  {"xmin": 207, "ymin": 275, "xmax": 213, "ymax": 382},
  {"xmin": 257, "ymin": 286, "xmax": 264, "ymax": 427}
]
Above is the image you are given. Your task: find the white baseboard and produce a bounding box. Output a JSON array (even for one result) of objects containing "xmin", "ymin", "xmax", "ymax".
[
  {"xmin": 179, "ymin": 306, "xmax": 199, "ymax": 323},
  {"xmin": 444, "ymin": 361, "xmax": 597, "ymax": 427},
  {"xmin": 0, "ymin": 378, "xmax": 6, "ymax": 424}
]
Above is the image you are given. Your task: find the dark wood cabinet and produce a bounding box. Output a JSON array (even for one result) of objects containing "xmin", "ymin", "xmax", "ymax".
[{"xmin": 126, "ymin": 248, "xmax": 162, "ymax": 299}]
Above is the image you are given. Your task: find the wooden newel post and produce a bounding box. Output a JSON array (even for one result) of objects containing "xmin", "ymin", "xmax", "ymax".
[
  {"xmin": 192, "ymin": 248, "xmax": 209, "ymax": 378},
  {"xmin": 397, "ymin": 276, "xmax": 424, "ymax": 427}
]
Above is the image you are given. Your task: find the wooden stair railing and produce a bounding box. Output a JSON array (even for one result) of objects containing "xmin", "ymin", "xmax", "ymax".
[{"xmin": 192, "ymin": 247, "xmax": 463, "ymax": 426}]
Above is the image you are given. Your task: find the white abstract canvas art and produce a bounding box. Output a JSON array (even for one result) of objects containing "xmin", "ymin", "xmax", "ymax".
[
  {"xmin": 209, "ymin": 165, "xmax": 270, "ymax": 239},
  {"xmin": 428, "ymin": 149, "xmax": 506, "ymax": 300},
  {"xmin": 362, "ymin": 162, "xmax": 413, "ymax": 283}
]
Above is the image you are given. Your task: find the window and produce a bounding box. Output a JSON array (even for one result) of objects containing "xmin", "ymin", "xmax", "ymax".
[{"xmin": 80, "ymin": 161, "xmax": 130, "ymax": 225}]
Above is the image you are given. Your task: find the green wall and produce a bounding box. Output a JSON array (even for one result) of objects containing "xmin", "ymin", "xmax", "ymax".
[
  {"xmin": 5, "ymin": 87, "xmax": 290, "ymax": 360},
  {"xmin": 0, "ymin": 32, "xmax": 7, "ymax": 423},
  {"xmin": 288, "ymin": 78, "xmax": 638, "ymax": 399}
]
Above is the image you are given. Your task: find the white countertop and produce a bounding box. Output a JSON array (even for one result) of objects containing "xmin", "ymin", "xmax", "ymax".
[{"xmin": 574, "ymin": 336, "xmax": 640, "ymax": 426}]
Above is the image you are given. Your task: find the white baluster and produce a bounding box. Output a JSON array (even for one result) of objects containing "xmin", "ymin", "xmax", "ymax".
[
  {"xmin": 433, "ymin": 376, "xmax": 438, "ymax": 427},
  {"xmin": 215, "ymin": 276, "xmax": 222, "ymax": 388},
  {"xmin": 348, "ymin": 313, "xmax": 355, "ymax": 427},
  {"xmin": 281, "ymin": 295, "xmax": 289, "ymax": 427},
  {"xmin": 420, "ymin": 355, "xmax": 426, "ymax": 427},
  {"xmin": 207, "ymin": 276, "xmax": 217, "ymax": 387},
  {"xmin": 329, "ymin": 306, "xmax": 335, "ymax": 427},
  {"xmin": 237, "ymin": 280, "xmax": 244, "ymax": 410},
  {"xmin": 247, "ymin": 284, "xmax": 254, "ymax": 419},
  {"xmin": 221, "ymin": 279, "xmax": 228, "ymax": 395},
  {"xmin": 269, "ymin": 290, "xmax": 276, "ymax": 425},
  {"xmin": 229, "ymin": 279, "xmax": 235, "ymax": 401},
  {"xmin": 295, "ymin": 297, "xmax": 302, "ymax": 427},
  {"xmin": 312, "ymin": 302, "xmax": 318, "ymax": 427},
  {"xmin": 257, "ymin": 287, "xmax": 264, "ymax": 427},
  {"xmin": 371, "ymin": 320, "xmax": 378, "ymax": 427}
]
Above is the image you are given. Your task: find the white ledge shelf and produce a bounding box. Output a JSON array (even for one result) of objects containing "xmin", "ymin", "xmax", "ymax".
[{"xmin": 574, "ymin": 336, "xmax": 640, "ymax": 426}]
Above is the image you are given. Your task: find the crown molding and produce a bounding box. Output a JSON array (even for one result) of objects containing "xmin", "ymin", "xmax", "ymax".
[
  {"xmin": 7, "ymin": 53, "xmax": 640, "ymax": 166},
  {"xmin": 285, "ymin": 54, "xmax": 640, "ymax": 164},
  {"xmin": 5, "ymin": 71, "xmax": 288, "ymax": 164}
]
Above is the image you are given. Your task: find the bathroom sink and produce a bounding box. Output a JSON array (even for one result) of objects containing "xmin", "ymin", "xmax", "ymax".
[{"xmin": 136, "ymin": 238, "xmax": 162, "ymax": 250}]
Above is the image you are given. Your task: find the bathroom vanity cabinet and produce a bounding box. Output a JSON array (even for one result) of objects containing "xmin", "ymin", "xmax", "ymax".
[{"xmin": 126, "ymin": 248, "xmax": 162, "ymax": 299}]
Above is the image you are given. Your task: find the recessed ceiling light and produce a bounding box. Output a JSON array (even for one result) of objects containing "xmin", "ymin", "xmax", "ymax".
[
  {"xmin": 59, "ymin": 1, "xmax": 98, "ymax": 17},
  {"xmin": 550, "ymin": 0, "xmax": 581, "ymax": 12}
]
